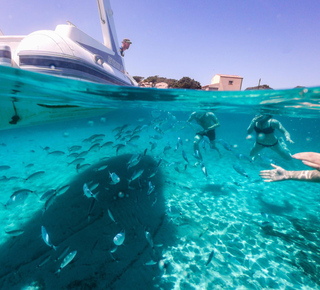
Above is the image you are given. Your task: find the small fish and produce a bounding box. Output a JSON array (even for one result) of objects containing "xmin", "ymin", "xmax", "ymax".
[
  {"xmin": 236, "ymin": 153, "xmax": 252, "ymax": 163},
  {"xmin": 200, "ymin": 162, "xmax": 208, "ymax": 178},
  {"xmin": 88, "ymin": 143, "xmax": 100, "ymax": 152},
  {"xmin": 149, "ymin": 168, "xmax": 158, "ymax": 178},
  {"xmin": 4, "ymin": 190, "xmax": 30, "ymax": 208},
  {"xmin": 55, "ymin": 246, "xmax": 70, "ymax": 261},
  {"xmin": 163, "ymin": 144, "xmax": 171, "ymax": 154},
  {"xmin": 101, "ymin": 141, "xmax": 114, "ymax": 148},
  {"xmin": 56, "ymin": 250, "xmax": 77, "ymax": 273},
  {"xmin": 68, "ymin": 157, "xmax": 85, "ymax": 166},
  {"xmin": 25, "ymin": 171, "xmax": 45, "ymax": 181},
  {"xmin": 48, "ymin": 150, "xmax": 65, "ymax": 156},
  {"xmin": 128, "ymin": 169, "xmax": 144, "ymax": 184},
  {"xmin": 149, "ymin": 141, "xmax": 157, "ymax": 151},
  {"xmin": 109, "ymin": 172, "xmax": 120, "ymax": 184},
  {"xmin": 193, "ymin": 150, "xmax": 203, "ymax": 161},
  {"xmin": 128, "ymin": 135, "xmax": 140, "ymax": 142},
  {"xmin": 150, "ymin": 135, "xmax": 162, "ymax": 140},
  {"xmin": 77, "ymin": 151, "xmax": 89, "ymax": 158},
  {"xmin": 41, "ymin": 226, "xmax": 57, "ymax": 250},
  {"xmin": 40, "ymin": 189, "xmax": 56, "ymax": 200},
  {"xmin": 76, "ymin": 163, "xmax": 91, "ymax": 173},
  {"xmin": 43, "ymin": 193, "xmax": 57, "ymax": 213},
  {"xmin": 87, "ymin": 198, "xmax": 96, "ymax": 220},
  {"xmin": 83, "ymin": 183, "xmax": 98, "ymax": 199},
  {"xmin": 182, "ymin": 150, "xmax": 189, "ymax": 163},
  {"xmin": 144, "ymin": 260, "xmax": 157, "ymax": 266},
  {"xmin": 108, "ymin": 208, "xmax": 116, "ymax": 223},
  {"xmin": 206, "ymin": 250, "xmax": 214, "ymax": 266},
  {"xmin": 145, "ymin": 230, "xmax": 154, "ymax": 248},
  {"xmin": 56, "ymin": 184, "xmax": 70, "ymax": 195},
  {"xmin": 147, "ymin": 181, "xmax": 155, "ymax": 195},
  {"xmin": 216, "ymin": 139, "xmax": 232, "ymax": 151},
  {"xmin": 96, "ymin": 165, "xmax": 108, "ymax": 171},
  {"xmin": 68, "ymin": 145, "xmax": 82, "ymax": 152},
  {"xmin": 113, "ymin": 230, "xmax": 125, "ymax": 246},
  {"xmin": 5, "ymin": 229, "xmax": 24, "ymax": 236},
  {"xmin": 37, "ymin": 255, "xmax": 51, "ymax": 268},
  {"xmin": 233, "ymin": 164, "xmax": 249, "ymax": 178},
  {"xmin": 0, "ymin": 165, "xmax": 10, "ymax": 171},
  {"xmin": 113, "ymin": 143, "xmax": 125, "ymax": 154},
  {"xmin": 127, "ymin": 153, "xmax": 142, "ymax": 169}
]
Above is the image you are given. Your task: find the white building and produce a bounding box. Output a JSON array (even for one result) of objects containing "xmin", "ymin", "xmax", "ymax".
[{"xmin": 202, "ymin": 74, "xmax": 243, "ymax": 91}]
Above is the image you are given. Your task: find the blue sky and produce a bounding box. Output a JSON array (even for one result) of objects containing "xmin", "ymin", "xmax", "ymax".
[{"xmin": 1, "ymin": 0, "xmax": 319, "ymax": 89}]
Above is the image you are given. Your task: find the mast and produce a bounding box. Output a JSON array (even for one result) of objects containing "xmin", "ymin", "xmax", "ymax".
[{"xmin": 97, "ymin": 0, "xmax": 120, "ymax": 53}]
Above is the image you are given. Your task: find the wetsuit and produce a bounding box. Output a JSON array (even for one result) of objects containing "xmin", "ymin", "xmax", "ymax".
[{"xmin": 254, "ymin": 122, "xmax": 278, "ymax": 147}]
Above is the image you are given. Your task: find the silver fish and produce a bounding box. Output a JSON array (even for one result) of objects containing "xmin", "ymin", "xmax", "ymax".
[
  {"xmin": 25, "ymin": 171, "xmax": 45, "ymax": 181},
  {"xmin": 87, "ymin": 199, "xmax": 96, "ymax": 221},
  {"xmin": 128, "ymin": 169, "xmax": 144, "ymax": 184},
  {"xmin": 56, "ymin": 250, "xmax": 77, "ymax": 273},
  {"xmin": 5, "ymin": 229, "xmax": 24, "ymax": 236},
  {"xmin": 43, "ymin": 193, "xmax": 57, "ymax": 213},
  {"xmin": 182, "ymin": 150, "xmax": 189, "ymax": 163},
  {"xmin": 56, "ymin": 246, "xmax": 70, "ymax": 261},
  {"xmin": 109, "ymin": 172, "xmax": 120, "ymax": 184},
  {"xmin": 40, "ymin": 189, "xmax": 56, "ymax": 200},
  {"xmin": 206, "ymin": 250, "xmax": 214, "ymax": 266},
  {"xmin": 83, "ymin": 183, "xmax": 98, "ymax": 200},
  {"xmin": 147, "ymin": 181, "xmax": 155, "ymax": 195},
  {"xmin": 41, "ymin": 226, "xmax": 57, "ymax": 250},
  {"xmin": 4, "ymin": 190, "xmax": 29, "ymax": 208},
  {"xmin": 145, "ymin": 230, "xmax": 154, "ymax": 248},
  {"xmin": 201, "ymin": 162, "xmax": 208, "ymax": 178},
  {"xmin": 233, "ymin": 164, "xmax": 249, "ymax": 178},
  {"xmin": 113, "ymin": 230, "xmax": 125, "ymax": 246},
  {"xmin": 108, "ymin": 208, "xmax": 116, "ymax": 223}
]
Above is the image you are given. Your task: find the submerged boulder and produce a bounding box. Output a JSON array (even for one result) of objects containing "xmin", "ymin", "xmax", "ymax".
[{"xmin": 0, "ymin": 154, "xmax": 173, "ymax": 289}]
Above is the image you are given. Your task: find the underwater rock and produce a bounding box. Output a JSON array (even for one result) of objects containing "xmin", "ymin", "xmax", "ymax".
[{"xmin": 0, "ymin": 154, "xmax": 173, "ymax": 289}]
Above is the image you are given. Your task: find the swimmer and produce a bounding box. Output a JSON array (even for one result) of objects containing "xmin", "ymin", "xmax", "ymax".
[
  {"xmin": 260, "ymin": 152, "xmax": 320, "ymax": 182},
  {"xmin": 187, "ymin": 111, "xmax": 221, "ymax": 159},
  {"xmin": 247, "ymin": 114, "xmax": 293, "ymax": 160}
]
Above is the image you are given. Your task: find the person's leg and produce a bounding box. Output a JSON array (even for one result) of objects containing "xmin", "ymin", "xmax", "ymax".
[
  {"xmin": 210, "ymin": 140, "xmax": 221, "ymax": 158},
  {"xmin": 272, "ymin": 140, "xmax": 292, "ymax": 160},
  {"xmin": 193, "ymin": 135, "xmax": 203, "ymax": 160},
  {"xmin": 250, "ymin": 142, "xmax": 264, "ymax": 160}
]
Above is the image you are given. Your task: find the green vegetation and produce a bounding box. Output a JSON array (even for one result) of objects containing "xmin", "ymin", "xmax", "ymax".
[{"xmin": 133, "ymin": 75, "xmax": 202, "ymax": 89}]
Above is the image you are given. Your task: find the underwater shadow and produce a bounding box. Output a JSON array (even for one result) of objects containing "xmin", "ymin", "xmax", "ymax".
[{"xmin": 0, "ymin": 154, "xmax": 175, "ymax": 289}]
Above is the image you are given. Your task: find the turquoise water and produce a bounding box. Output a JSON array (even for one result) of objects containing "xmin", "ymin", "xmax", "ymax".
[{"xmin": 0, "ymin": 66, "xmax": 320, "ymax": 289}]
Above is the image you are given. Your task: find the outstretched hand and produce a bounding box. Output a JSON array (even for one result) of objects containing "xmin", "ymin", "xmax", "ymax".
[
  {"xmin": 259, "ymin": 164, "xmax": 288, "ymax": 182},
  {"xmin": 292, "ymin": 152, "xmax": 320, "ymax": 170}
]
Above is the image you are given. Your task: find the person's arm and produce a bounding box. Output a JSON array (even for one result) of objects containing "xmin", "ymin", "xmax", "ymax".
[
  {"xmin": 247, "ymin": 116, "xmax": 260, "ymax": 134},
  {"xmin": 260, "ymin": 164, "xmax": 320, "ymax": 182},
  {"xmin": 187, "ymin": 112, "xmax": 195, "ymax": 123},
  {"xmin": 273, "ymin": 120, "xmax": 294, "ymax": 143},
  {"xmin": 292, "ymin": 152, "xmax": 320, "ymax": 170},
  {"xmin": 206, "ymin": 113, "xmax": 220, "ymax": 130}
]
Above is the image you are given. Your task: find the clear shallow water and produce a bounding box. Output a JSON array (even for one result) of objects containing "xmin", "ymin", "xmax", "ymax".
[{"xmin": 0, "ymin": 66, "xmax": 320, "ymax": 289}]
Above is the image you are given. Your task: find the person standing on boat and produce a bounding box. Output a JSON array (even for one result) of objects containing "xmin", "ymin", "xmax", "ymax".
[
  {"xmin": 119, "ymin": 38, "xmax": 132, "ymax": 57},
  {"xmin": 247, "ymin": 114, "xmax": 293, "ymax": 160},
  {"xmin": 187, "ymin": 111, "xmax": 221, "ymax": 160}
]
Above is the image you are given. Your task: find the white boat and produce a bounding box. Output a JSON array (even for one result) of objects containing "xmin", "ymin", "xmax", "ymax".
[
  {"xmin": 0, "ymin": 0, "xmax": 137, "ymax": 86},
  {"xmin": 0, "ymin": 0, "xmax": 138, "ymax": 131}
]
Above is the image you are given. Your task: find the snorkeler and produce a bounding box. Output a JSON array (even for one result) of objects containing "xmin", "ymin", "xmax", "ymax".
[
  {"xmin": 247, "ymin": 114, "xmax": 293, "ymax": 160},
  {"xmin": 260, "ymin": 152, "xmax": 320, "ymax": 182},
  {"xmin": 187, "ymin": 111, "xmax": 221, "ymax": 160}
]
